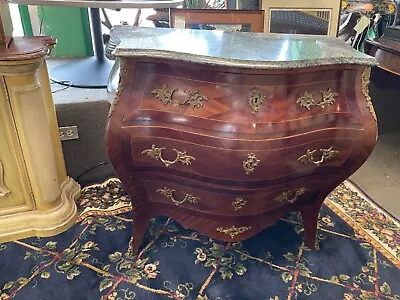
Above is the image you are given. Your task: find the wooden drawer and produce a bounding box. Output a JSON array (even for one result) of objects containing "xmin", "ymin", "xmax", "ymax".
[
  {"xmin": 130, "ymin": 135, "xmax": 354, "ymax": 182},
  {"xmin": 123, "ymin": 62, "xmax": 356, "ymax": 125},
  {"xmin": 143, "ymin": 176, "xmax": 327, "ymax": 216},
  {"xmin": 152, "ymin": 202, "xmax": 290, "ymax": 242}
]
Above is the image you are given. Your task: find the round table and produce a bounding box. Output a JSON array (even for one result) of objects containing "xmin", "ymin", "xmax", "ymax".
[{"xmin": 7, "ymin": 0, "xmax": 182, "ymax": 88}]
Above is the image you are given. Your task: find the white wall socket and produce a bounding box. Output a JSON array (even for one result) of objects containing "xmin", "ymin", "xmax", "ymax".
[{"xmin": 59, "ymin": 126, "xmax": 79, "ymax": 141}]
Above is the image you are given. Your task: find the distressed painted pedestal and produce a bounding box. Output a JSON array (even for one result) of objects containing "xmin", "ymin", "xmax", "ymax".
[{"xmin": 0, "ymin": 37, "xmax": 80, "ymax": 242}]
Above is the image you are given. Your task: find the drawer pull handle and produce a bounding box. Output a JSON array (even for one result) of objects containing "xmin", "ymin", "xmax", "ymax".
[
  {"xmin": 243, "ymin": 153, "xmax": 260, "ymax": 175},
  {"xmin": 184, "ymin": 89, "xmax": 208, "ymax": 109},
  {"xmin": 151, "ymin": 85, "xmax": 208, "ymax": 109},
  {"xmin": 232, "ymin": 197, "xmax": 247, "ymax": 211},
  {"xmin": 217, "ymin": 225, "xmax": 251, "ymax": 239},
  {"xmin": 298, "ymin": 147, "xmax": 339, "ymax": 166},
  {"xmin": 156, "ymin": 187, "xmax": 199, "ymax": 206},
  {"xmin": 249, "ymin": 87, "xmax": 266, "ymax": 115},
  {"xmin": 142, "ymin": 145, "xmax": 195, "ymax": 167},
  {"xmin": 297, "ymin": 88, "xmax": 338, "ymax": 110},
  {"xmin": 273, "ymin": 188, "xmax": 308, "ymax": 204},
  {"xmin": 0, "ymin": 161, "xmax": 11, "ymax": 198},
  {"xmin": 151, "ymin": 85, "xmax": 177, "ymax": 106}
]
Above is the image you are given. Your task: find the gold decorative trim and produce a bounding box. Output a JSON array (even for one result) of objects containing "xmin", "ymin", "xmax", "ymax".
[
  {"xmin": 298, "ymin": 147, "xmax": 339, "ymax": 166},
  {"xmin": 217, "ymin": 225, "xmax": 251, "ymax": 239},
  {"xmin": 108, "ymin": 59, "xmax": 129, "ymax": 118},
  {"xmin": 249, "ymin": 87, "xmax": 266, "ymax": 115},
  {"xmin": 151, "ymin": 85, "xmax": 177, "ymax": 106},
  {"xmin": 184, "ymin": 89, "xmax": 208, "ymax": 109},
  {"xmin": 361, "ymin": 67, "xmax": 377, "ymax": 121},
  {"xmin": 273, "ymin": 188, "xmax": 308, "ymax": 204},
  {"xmin": 151, "ymin": 86, "xmax": 208, "ymax": 109},
  {"xmin": 0, "ymin": 161, "xmax": 11, "ymax": 198},
  {"xmin": 297, "ymin": 88, "xmax": 338, "ymax": 110},
  {"xmin": 156, "ymin": 187, "xmax": 199, "ymax": 206},
  {"xmin": 142, "ymin": 145, "xmax": 195, "ymax": 167},
  {"xmin": 243, "ymin": 153, "xmax": 260, "ymax": 175},
  {"xmin": 232, "ymin": 197, "xmax": 247, "ymax": 211}
]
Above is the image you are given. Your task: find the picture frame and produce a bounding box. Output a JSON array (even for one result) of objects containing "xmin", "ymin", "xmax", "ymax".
[
  {"xmin": 261, "ymin": 0, "xmax": 341, "ymax": 36},
  {"xmin": 170, "ymin": 9, "xmax": 265, "ymax": 33},
  {"xmin": 225, "ymin": 0, "xmax": 260, "ymax": 10}
]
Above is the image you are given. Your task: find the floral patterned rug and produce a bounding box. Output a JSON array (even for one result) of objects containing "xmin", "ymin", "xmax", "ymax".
[{"xmin": 0, "ymin": 178, "xmax": 399, "ymax": 300}]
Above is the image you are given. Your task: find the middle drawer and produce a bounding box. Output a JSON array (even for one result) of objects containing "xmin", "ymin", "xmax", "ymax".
[
  {"xmin": 142, "ymin": 175, "xmax": 330, "ymax": 216},
  {"xmin": 131, "ymin": 136, "xmax": 354, "ymax": 182}
]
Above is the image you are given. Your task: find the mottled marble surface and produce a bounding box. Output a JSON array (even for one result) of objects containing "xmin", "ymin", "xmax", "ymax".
[
  {"xmin": 112, "ymin": 26, "xmax": 376, "ymax": 69},
  {"xmin": 8, "ymin": 0, "xmax": 181, "ymax": 9}
]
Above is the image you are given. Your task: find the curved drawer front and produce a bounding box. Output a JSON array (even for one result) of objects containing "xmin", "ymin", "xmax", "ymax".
[
  {"xmin": 153, "ymin": 203, "xmax": 288, "ymax": 242},
  {"xmin": 123, "ymin": 62, "xmax": 355, "ymax": 125},
  {"xmin": 131, "ymin": 136, "xmax": 354, "ymax": 182},
  {"xmin": 143, "ymin": 176, "xmax": 327, "ymax": 216}
]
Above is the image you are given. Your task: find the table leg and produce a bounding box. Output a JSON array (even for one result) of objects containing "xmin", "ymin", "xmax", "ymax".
[
  {"xmin": 90, "ymin": 8, "xmax": 105, "ymax": 61},
  {"xmin": 50, "ymin": 8, "xmax": 113, "ymax": 89}
]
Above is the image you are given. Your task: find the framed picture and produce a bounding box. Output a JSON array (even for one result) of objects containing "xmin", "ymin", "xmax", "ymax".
[
  {"xmin": 170, "ymin": 9, "xmax": 265, "ymax": 33},
  {"xmin": 261, "ymin": 0, "xmax": 341, "ymax": 36},
  {"xmin": 225, "ymin": 0, "xmax": 260, "ymax": 10}
]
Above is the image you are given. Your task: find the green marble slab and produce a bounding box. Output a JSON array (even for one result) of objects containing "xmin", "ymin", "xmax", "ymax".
[{"xmin": 112, "ymin": 26, "xmax": 376, "ymax": 69}]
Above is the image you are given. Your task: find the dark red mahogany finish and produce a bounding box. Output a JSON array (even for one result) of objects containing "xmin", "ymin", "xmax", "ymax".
[{"xmin": 106, "ymin": 57, "xmax": 377, "ymax": 254}]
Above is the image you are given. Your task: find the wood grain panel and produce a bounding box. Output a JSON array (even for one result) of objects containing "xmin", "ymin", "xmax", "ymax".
[
  {"xmin": 106, "ymin": 57, "xmax": 378, "ymax": 254},
  {"xmin": 143, "ymin": 175, "xmax": 332, "ymax": 216},
  {"xmin": 130, "ymin": 135, "xmax": 355, "ymax": 182},
  {"xmin": 123, "ymin": 62, "xmax": 355, "ymax": 125}
]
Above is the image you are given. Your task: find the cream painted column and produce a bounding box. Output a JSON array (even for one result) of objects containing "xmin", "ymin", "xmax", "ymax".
[
  {"xmin": 0, "ymin": 45, "xmax": 80, "ymax": 241},
  {"xmin": 5, "ymin": 61, "xmax": 63, "ymax": 211},
  {"xmin": 38, "ymin": 61, "xmax": 68, "ymax": 184}
]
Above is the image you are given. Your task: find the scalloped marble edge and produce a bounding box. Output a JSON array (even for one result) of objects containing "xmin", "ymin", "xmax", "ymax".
[
  {"xmin": 114, "ymin": 48, "xmax": 376, "ymax": 70},
  {"xmin": 112, "ymin": 27, "xmax": 377, "ymax": 70}
]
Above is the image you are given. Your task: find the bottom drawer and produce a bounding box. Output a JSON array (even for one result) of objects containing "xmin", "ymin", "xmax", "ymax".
[
  {"xmin": 150, "ymin": 202, "xmax": 294, "ymax": 243},
  {"xmin": 143, "ymin": 176, "xmax": 333, "ymax": 216}
]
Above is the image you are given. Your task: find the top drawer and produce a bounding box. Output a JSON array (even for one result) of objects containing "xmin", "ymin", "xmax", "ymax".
[{"xmin": 123, "ymin": 62, "xmax": 356, "ymax": 124}]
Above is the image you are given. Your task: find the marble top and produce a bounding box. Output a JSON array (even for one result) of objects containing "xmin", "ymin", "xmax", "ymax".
[
  {"xmin": 7, "ymin": 0, "xmax": 181, "ymax": 9},
  {"xmin": 112, "ymin": 26, "xmax": 376, "ymax": 69}
]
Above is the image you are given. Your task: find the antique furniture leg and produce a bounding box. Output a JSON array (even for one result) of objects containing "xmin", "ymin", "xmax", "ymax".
[
  {"xmin": 131, "ymin": 205, "xmax": 151, "ymax": 255},
  {"xmin": 300, "ymin": 206, "xmax": 320, "ymax": 250},
  {"xmin": 300, "ymin": 187, "xmax": 338, "ymax": 249}
]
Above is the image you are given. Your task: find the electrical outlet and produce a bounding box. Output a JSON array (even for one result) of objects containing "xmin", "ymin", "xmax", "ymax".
[{"xmin": 59, "ymin": 126, "xmax": 79, "ymax": 141}]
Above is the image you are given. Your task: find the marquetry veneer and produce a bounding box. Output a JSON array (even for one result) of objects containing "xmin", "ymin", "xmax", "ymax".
[{"xmin": 106, "ymin": 27, "xmax": 377, "ymax": 254}]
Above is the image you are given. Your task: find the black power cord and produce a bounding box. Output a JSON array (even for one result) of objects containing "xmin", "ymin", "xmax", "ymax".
[
  {"xmin": 39, "ymin": 10, "xmax": 73, "ymax": 93},
  {"xmin": 76, "ymin": 161, "xmax": 110, "ymax": 183},
  {"xmin": 50, "ymin": 78, "xmax": 73, "ymax": 93}
]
